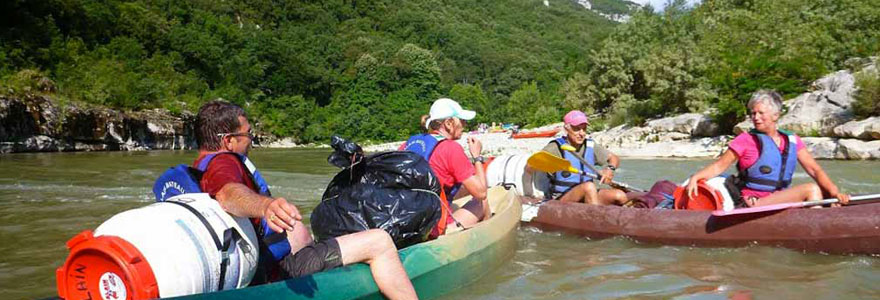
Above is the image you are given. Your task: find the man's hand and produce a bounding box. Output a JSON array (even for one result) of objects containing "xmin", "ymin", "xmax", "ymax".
[
  {"xmin": 598, "ymin": 168, "xmax": 614, "ymax": 184},
  {"xmin": 467, "ymin": 136, "xmax": 482, "ymax": 158},
  {"xmin": 264, "ymin": 197, "xmax": 300, "ymax": 233}
]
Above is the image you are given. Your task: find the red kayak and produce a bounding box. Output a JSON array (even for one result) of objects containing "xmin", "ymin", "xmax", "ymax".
[
  {"xmin": 511, "ymin": 128, "xmax": 560, "ymax": 139},
  {"xmin": 520, "ymin": 197, "xmax": 880, "ymax": 255}
]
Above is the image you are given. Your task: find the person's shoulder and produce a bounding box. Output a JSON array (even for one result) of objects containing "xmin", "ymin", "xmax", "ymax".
[
  {"xmin": 204, "ymin": 152, "xmax": 245, "ymax": 170},
  {"xmin": 435, "ymin": 139, "xmax": 463, "ymax": 151},
  {"xmin": 541, "ymin": 142, "xmax": 560, "ymax": 155},
  {"xmin": 733, "ymin": 131, "xmax": 754, "ymax": 140}
]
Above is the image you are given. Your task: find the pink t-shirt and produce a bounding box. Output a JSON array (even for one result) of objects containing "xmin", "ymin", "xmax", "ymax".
[
  {"xmin": 399, "ymin": 138, "xmax": 475, "ymax": 194},
  {"xmin": 728, "ymin": 132, "xmax": 806, "ymax": 198}
]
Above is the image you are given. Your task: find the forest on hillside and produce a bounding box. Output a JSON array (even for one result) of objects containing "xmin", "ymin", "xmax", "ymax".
[
  {"xmin": 572, "ymin": 0, "xmax": 880, "ymax": 131},
  {"xmin": 2, "ymin": 0, "xmax": 879, "ymax": 144},
  {"xmin": 1, "ymin": 0, "xmax": 619, "ymax": 143}
]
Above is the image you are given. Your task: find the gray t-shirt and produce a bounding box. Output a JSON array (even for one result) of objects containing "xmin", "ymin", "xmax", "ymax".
[{"xmin": 541, "ymin": 138, "xmax": 612, "ymax": 167}]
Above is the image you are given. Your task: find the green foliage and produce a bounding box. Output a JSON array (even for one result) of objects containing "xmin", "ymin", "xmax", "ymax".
[
  {"xmin": 570, "ymin": 0, "xmax": 880, "ymax": 133},
  {"xmin": 0, "ymin": 69, "xmax": 55, "ymax": 97},
  {"xmin": 1, "ymin": 0, "xmax": 619, "ymax": 142},
  {"xmin": 506, "ymin": 82, "xmax": 560, "ymax": 128},
  {"xmin": 448, "ymin": 84, "xmax": 491, "ymax": 125},
  {"xmin": 853, "ymin": 69, "xmax": 880, "ymax": 118}
]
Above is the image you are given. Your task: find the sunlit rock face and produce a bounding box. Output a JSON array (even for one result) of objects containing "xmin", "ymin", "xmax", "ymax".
[{"xmin": 0, "ymin": 96, "xmax": 195, "ymax": 153}]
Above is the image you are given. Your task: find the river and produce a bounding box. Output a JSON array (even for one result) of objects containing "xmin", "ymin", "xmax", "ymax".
[{"xmin": 1, "ymin": 149, "xmax": 878, "ymax": 299}]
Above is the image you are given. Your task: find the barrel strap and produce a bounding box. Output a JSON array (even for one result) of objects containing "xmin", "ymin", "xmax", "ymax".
[
  {"xmin": 165, "ymin": 200, "xmax": 238, "ymax": 291},
  {"xmin": 501, "ymin": 155, "xmax": 515, "ymax": 186}
]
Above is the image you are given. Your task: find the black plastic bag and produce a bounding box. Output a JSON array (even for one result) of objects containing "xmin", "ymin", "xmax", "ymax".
[{"xmin": 311, "ymin": 136, "xmax": 443, "ymax": 248}]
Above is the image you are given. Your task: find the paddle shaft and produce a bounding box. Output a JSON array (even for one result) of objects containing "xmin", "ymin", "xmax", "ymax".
[
  {"xmin": 778, "ymin": 193, "xmax": 879, "ymax": 207},
  {"xmin": 558, "ymin": 145, "xmax": 646, "ymax": 193},
  {"xmin": 712, "ymin": 193, "xmax": 880, "ymax": 216}
]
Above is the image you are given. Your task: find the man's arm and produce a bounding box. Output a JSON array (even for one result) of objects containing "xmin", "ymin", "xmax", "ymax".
[{"xmin": 215, "ymin": 182, "xmax": 300, "ymax": 233}]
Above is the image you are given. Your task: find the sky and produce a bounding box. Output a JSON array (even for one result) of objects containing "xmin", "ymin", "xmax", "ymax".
[{"xmin": 629, "ymin": 0, "xmax": 702, "ymax": 11}]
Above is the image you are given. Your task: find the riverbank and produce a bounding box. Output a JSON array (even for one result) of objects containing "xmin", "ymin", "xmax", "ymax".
[
  {"xmin": 364, "ymin": 65, "xmax": 879, "ymax": 160},
  {"xmin": 3, "ymin": 65, "xmax": 878, "ymax": 158}
]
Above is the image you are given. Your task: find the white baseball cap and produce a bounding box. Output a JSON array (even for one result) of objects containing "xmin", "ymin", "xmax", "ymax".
[{"xmin": 425, "ymin": 98, "xmax": 476, "ymax": 130}]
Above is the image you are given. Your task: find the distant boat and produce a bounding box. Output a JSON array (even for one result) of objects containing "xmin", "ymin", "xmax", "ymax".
[{"xmin": 511, "ymin": 128, "xmax": 560, "ymax": 139}]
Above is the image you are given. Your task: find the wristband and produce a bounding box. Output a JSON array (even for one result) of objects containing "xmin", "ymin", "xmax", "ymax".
[{"xmin": 473, "ymin": 156, "xmax": 486, "ymax": 163}]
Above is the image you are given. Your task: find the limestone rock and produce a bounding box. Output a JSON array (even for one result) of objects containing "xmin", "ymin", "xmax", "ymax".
[
  {"xmin": 263, "ymin": 137, "xmax": 299, "ymax": 148},
  {"xmin": 645, "ymin": 113, "xmax": 719, "ymax": 137},
  {"xmin": 608, "ymin": 136, "xmax": 730, "ymax": 158},
  {"xmin": 801, "ymin": 137, "xmax": 839, "ymax": 159},
  {"xmin": 837, "ymin": 139, "xmax": 880, "ymax": 160},
  {"xmin": 832, "ymin": 117, "xmax": 880, "ymax": 140},
  {"xmin": 0, "ymin": 96, "xmax": 196, "ymax": 153},
  {"xmin": 733, "ymin": 119, "xmax": 753, "ymax": 135},
  {"xmin": 778, "ymin": 70, "xmax": 858, "ymax": 136}
]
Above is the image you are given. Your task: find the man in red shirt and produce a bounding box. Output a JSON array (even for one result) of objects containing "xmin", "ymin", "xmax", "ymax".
[
  {"xmin": 400, "ymin": 98, "xmax": 489, "ymax": 230},
  {"xmin": 194, "ymin": 100, "xmax": 415, "ymax": 299}
]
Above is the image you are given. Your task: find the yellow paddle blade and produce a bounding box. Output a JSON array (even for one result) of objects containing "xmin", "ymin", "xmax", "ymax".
[
  {"xmin": 526, "ymin": 151, "xmax": 580, "ymax": 174},
  {"xmin": 559, "ymin": 144, "xmax": 576, "ymax": 152}
]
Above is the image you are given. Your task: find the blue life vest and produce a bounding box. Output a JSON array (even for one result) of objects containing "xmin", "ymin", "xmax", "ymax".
[
  {"xmin": 404, "ymin": 133, "xmax": 461, "ymax": 198},
  {"xmin": 549, "ymin": 137, "xmax": 597, "ymax": 195},
  {"xmin": 152, "ymin": 152, "xmax": 291, "ymax": 262},
  {"xmin": 739, "ymin": 131, "xmax": 799, "ymax": 192}
]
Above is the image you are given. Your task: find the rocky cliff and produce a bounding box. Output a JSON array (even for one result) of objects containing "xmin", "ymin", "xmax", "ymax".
[{"xmin": 0, "ymin": 96, "xmax": 196, "ymax": 153}]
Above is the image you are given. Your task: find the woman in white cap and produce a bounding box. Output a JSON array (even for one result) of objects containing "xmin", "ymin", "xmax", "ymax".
[
  {"xmin": 400, "ymin": 98, "xmax": 489, "ymax": 232},
  {"xmin": 541, "ymin": 110, "xmax": 628, "ymax": 205}
]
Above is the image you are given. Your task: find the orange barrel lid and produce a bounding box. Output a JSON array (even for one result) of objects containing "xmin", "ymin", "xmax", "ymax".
[
  {"xmin": 479, "ymin": 156, "xmax": 496, "ymax": 173},
  {"xmin": 673, "ymin": 180, "xmax": 723, "ymax": 211},
  {"xmin": 56, "ymin": 230, "xmax": 159, "ymax": 300}
]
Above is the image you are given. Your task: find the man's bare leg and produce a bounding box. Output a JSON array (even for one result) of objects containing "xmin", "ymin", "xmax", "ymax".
[
  {"xmin": 286, "ymin": 220, "xmax": 314, "ymax": 254},
  {"xmin": 597, "ymin": 189, "xmax": 627, "ymax": 206},
  {"xmin": 452, "ymin": 199, "xmax": 488, "ymax": 228},
  {"xmin": 336, "ymin": 229, "xmax": 417, "ymax": 300}
]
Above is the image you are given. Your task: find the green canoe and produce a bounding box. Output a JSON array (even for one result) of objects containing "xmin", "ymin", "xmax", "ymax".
[{"xmin": 171, "ymin": 186, "xmax": 522, "ymax": 300}]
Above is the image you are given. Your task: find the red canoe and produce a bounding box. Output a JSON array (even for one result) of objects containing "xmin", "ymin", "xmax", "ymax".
[
  {"xmin": 520, "ymin": 197, "xmax": 880, "ymax": 255},
  {"xmin": 511, "ymin": 128, "xmax": 560, "ymax": 139}
]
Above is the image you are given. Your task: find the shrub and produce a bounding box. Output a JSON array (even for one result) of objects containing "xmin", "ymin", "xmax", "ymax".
[{"xmin": 853, "ymin": 70, "xmax": 880, "ymax": 118}]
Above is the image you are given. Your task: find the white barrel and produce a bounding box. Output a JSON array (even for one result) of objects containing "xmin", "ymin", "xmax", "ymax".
[
  {"xmin": 94, "ymin": 193, "xmax": 259, "ymax": 297},
  {"xmin": 486, "ymin": 154, "xmax": 549, "ymax": 198}
]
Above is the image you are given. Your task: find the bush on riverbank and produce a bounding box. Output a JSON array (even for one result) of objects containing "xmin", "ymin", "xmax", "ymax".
[
  {"xmin": 567, "ymin": 0, "xmax": 880, "ymax": 131},
  {"xmin": 853, "ymin": 67, "xmax": 880, "ymax": 118}
]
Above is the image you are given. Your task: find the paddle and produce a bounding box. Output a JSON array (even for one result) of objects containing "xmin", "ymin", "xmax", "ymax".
[
  {"xmin": 711, "ymin": 193, "xmax": 880, "ymax": 216},
  {"xmin": 526, "ymin": 150, "xmax": 646, "ymax": 193},
  {"xmin": 558, "ymin": 144, "xmax": 646, "ymax": 193}
]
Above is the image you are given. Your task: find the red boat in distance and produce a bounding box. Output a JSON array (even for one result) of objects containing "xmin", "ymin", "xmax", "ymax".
[{"xmin": 511, "ymin": 128, "xmax": 560, "ymax": 139}]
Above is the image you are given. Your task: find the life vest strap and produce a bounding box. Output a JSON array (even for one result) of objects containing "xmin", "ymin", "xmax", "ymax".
[
  {"xmin": 743, "ymin": 176, "xmax": 790, "ymax": 187},
  {"xmin": 548, "ymin": 178, "xmax": 579, "ymax": 187}
]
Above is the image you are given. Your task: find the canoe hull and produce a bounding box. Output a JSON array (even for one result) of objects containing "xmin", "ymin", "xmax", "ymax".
[
  {"xmin": 522, "ymin": 197, "xmax": 880, "ymax": 255},
  {"xmin": 172, "ymin": 187, "xmax": 521, "ymax": 300}
]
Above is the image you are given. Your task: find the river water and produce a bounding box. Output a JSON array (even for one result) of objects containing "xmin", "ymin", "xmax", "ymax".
[{"xmin": 1, "ymin": 149, "xmax": 878, "ymax": 299}]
